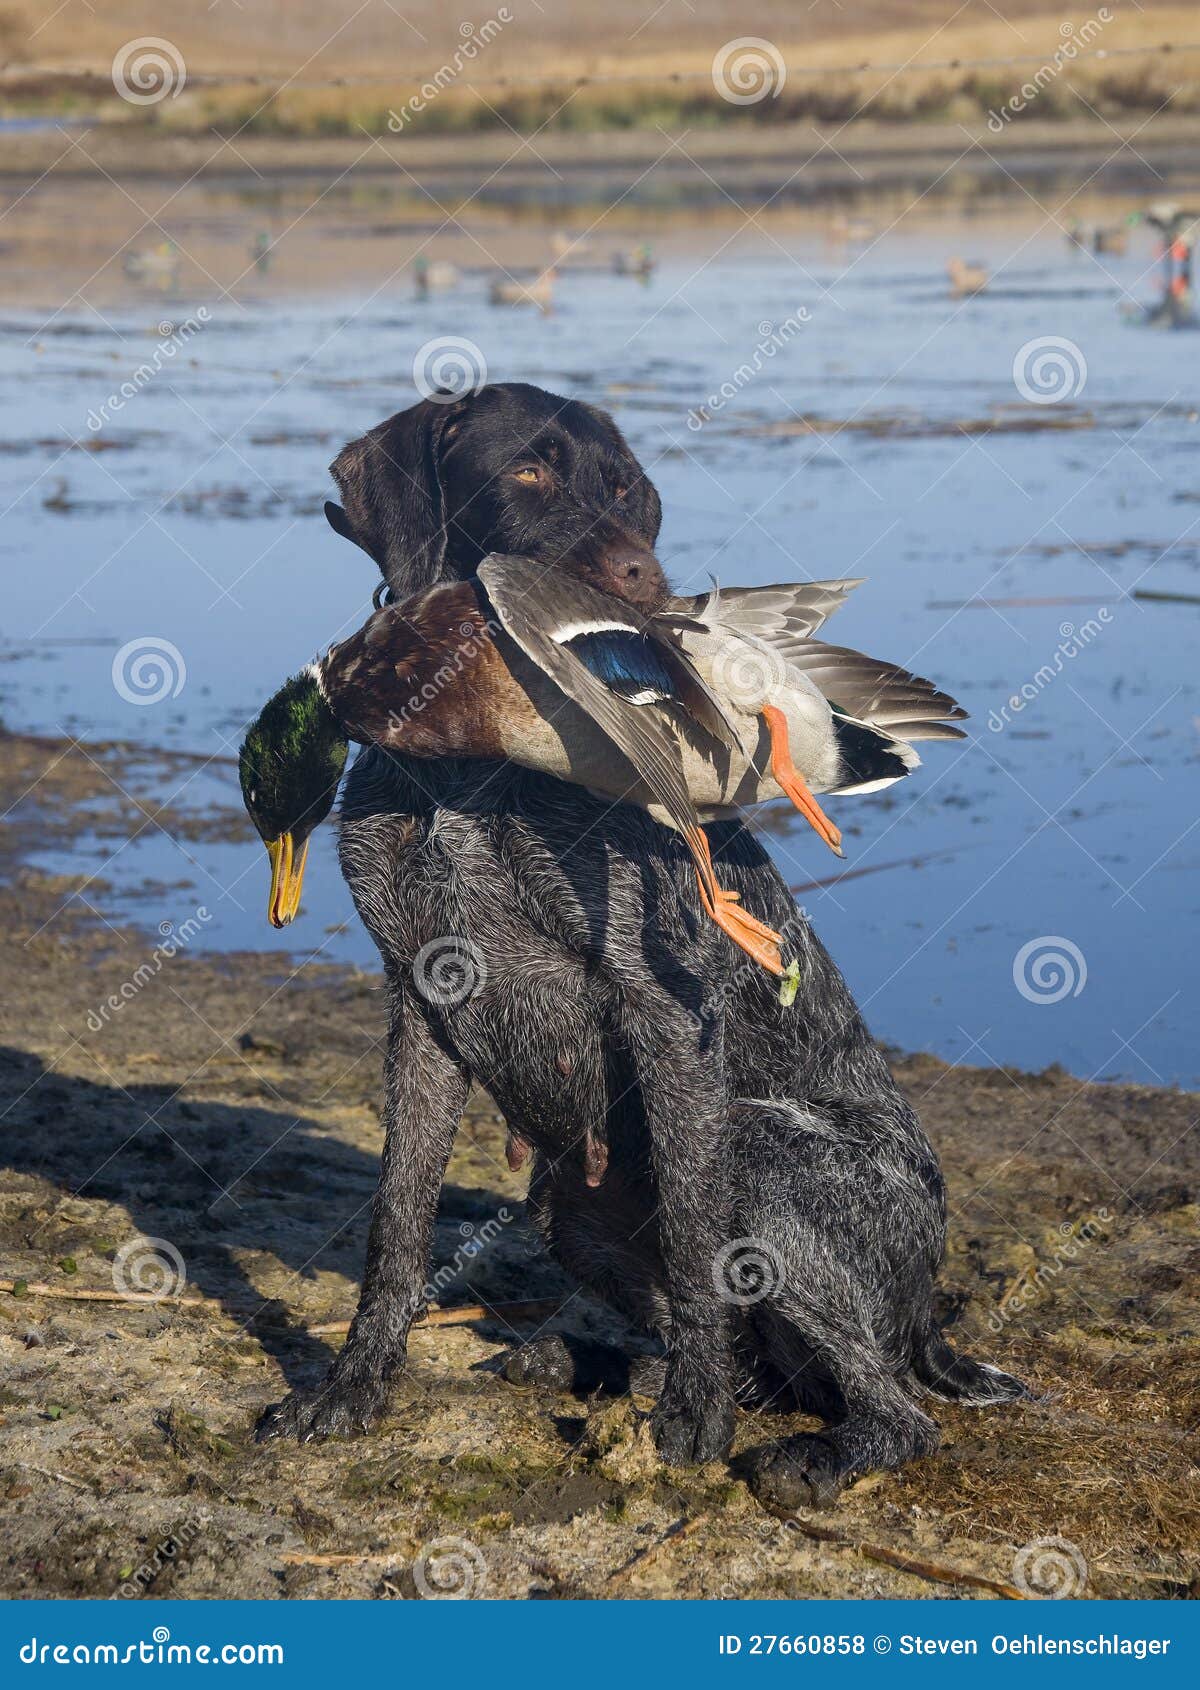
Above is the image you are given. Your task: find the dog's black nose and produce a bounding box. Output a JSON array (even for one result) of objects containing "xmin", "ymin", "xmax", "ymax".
[{"xmin": 601, "ymin": 548, "xmax": 668, "ymax": 610}]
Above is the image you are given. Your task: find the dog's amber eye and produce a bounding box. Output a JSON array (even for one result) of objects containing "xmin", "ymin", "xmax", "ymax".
[
  {"xmin": 614, "ymin": 484, "xmax": 628, "ymax": 499},
  {"xmin": 512, "ymin": 466, "xmax": 540, "ymax": 484}
]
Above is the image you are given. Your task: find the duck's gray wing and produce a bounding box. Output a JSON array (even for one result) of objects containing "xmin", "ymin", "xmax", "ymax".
[
  {"xmin": 478, "ymin": 553, "xmax": 742, "ymax": 754},
  {"xmin": 478, "ymin": 555, "xmax": 711, "ymax": 843},
  {"xmin": 662, "ymin": 578, "xmax": 864, "ymax": 647},
  {"xmin": 789, "ymin": 640, "xmax": 968, "ymax": 741}
]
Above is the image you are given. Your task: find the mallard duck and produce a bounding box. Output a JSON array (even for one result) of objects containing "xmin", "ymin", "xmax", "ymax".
[
  {"xmin": 946, "ymin": 257, "xmax": 988, "ymax": 297},
  {"xmin": 239, "ymin": 563, "xmax": 965, "ymax": 985}
]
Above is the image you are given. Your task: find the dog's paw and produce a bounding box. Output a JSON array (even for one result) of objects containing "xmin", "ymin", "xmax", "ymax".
[
  {"xmin": 254, "ymin": 1376, "xmax": 389, "ymax": 1444},
  {"xmin": 650, "ymin": 1386, "xmax": 734, "ymax": 1467},
  {"xmin": 744, "ymin": 1434, "xmax": 846, "ymax": 1511}
]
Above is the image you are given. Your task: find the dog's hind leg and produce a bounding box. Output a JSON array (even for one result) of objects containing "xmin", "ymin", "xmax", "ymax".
[
  {"xmin": 729, "ymin": 1097, "xmax": 950, "ymax": 1506},
  {"xmin": 745, "ymin": 1288, "xmax": 940, "ymax": 1509}
]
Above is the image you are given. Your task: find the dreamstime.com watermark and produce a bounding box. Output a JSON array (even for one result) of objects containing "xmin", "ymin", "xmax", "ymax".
[
  {"xmin": 986, "ymin": 610, "xmax": 1112, "ymax": 732},
  {"xmin": 712, "ymin": 38, "xmax": 786, "ymax": 105},
  {"xmin": 111, "ymin": 636, "xmax": 187, "ymax": 706},
  {"xmin": 1012, "ymin": 335, "xmax": 1087, "ymax": 404},
  {"xmin": 412, "ymin": 335, "xmax": 488, "ymax": 402},
  {"xmin": 112, "ymin": 1236, "xmax": 187, "ymax": 1302},
  {"xmin": 988, "ymin": 1208, "xmax": 1112, "ymax": 1332},
  {"xmin": 412, "ymin": 1535, "xmax": 488, "ymax": 1598},
  {"xmin": 1011, "ymin": 1535, "xmax": 1089, "ymax": 1598},
  {"xmin": 986, "ymin": 11, "xmax": 1112, "ymax": 131},
  {"xmin": 423, "ymin": 1209, "xmax": 513, "ymax": 1309},
  {"xmin": 387, "ymin": 11, "xmax": 512, "ymax": 131},
  {"xmin": 87, "ymin": 310, "xmax": 211, "ymax": 432},
  {"xmin": 712, "ymin": 1236, "xmax": 786, "ymax": 1306},
  {"xmin": 384, "ymin": 615, "xmax": 501, "ymax": 729},
  {"xmin": 111, "ymin": 38, "xmax": 187, "ymax": 106},
  {"xmin": 86, "ymin": 909, "xmax": 211, "ymax": 1031},
  {"xmin": 19, "ymin": 1628, "xmax": 283, "ymax": 1665},
  {"xmin": 1013, "ymin": 935, "xmax": 1087, "ymax": 1004},
  {"xmin": 687, "ymin": 309, "xmax": 812, "ymax": 429},
  {"xmin": 115, "ymin": 1516, "xmax": 206, "ymax": 1599}
]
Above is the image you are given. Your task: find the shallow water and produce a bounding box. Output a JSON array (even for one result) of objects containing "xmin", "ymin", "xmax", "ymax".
[{"xmin": 2, "ymin": 175, "xmax": 1197, "ymax": 1086}]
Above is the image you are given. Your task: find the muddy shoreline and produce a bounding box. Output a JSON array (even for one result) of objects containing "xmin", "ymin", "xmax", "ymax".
[{"xmin": 0, "ymin": 726, "xmax": 1196, "ymax": 1601}]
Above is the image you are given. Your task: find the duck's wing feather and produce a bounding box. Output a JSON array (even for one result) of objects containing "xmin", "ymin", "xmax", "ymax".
[
  {"xmin": 478, "ymin": 554, "xmax": 742, "ymax": 753},
  {"xmin": 662, "ymin": 578, "xmax": 864, "ymax": 645},
  {"xmin": 787, "ymin": 640, "xmax": 968, "ymax": 742},
  {"xmin": 477, "ymin": 554, "xmax": 710, "ymax": 840}
]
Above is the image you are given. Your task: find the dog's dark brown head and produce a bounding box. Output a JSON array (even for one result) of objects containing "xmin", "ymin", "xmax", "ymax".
[{"xmin": 325, "ymin": 381, "xmax": 667, "ymax": 612}]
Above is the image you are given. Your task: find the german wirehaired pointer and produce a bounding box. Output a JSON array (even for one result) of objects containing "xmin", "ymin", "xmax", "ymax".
[{"xmin": 256, "ymin": 382, "xmax": 1024, "ymax": 1506}]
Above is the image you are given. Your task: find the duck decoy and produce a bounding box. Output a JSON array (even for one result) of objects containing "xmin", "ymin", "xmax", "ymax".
[
  {"xmin": 1092, "ymin": 223, "xmax": 1130, "ymax": 256},
  {"xmin": 828, "ymin": 214, "xmax": 875, "ymax": 245},
  {"xmin": 413, "ymin": 256, "xmax": 460, "ymax": 297},
  {"xmin": 946, "ymin": 256, "xmax": 988, "ymax": 296},
  {"xmin": 239, "ymin": 563, "xmax": 965, "ymax": 988},
  {"xmin": 611, "ymin": 243, "xmax": 655, "ymax": 279},
  {"xmin": 123, "ymin": 241, "xmax": 180, "ymax": 287},
  {"xmin": 550, "ymin": 230, "xmax": 590, "ymax": 265},
  {"xmin": 489, "ymin": 268, "xmax": 555, "ymax": 310}
]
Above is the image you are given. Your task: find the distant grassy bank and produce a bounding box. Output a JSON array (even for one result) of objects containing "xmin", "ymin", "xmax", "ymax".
[{"xmin": 4, "ymin": 48, "xmax": 1198, "ymax": 140}]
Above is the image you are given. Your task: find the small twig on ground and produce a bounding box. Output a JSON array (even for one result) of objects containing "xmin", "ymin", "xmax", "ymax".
[
  {"xmin": 279, "ymin": 1550, "xmax": 405, "ymax": 1567},
  {"xmin": 607, "ymin": 1514, "xmax": 709, "ymax": 1586},
  {"xmin": 782, "ymin": 1514, "xmax": 1027, "ymax": 1599},
  {"xmin": 11, "ymin": 1462, "xmax": 95, "ymax": 1494},
  {"xmin": 0, "ymin": 1280, "xmax": 562, "ymax": 1335}
]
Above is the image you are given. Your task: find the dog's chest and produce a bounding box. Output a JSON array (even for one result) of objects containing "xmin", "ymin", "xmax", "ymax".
[{"xmin": 339, "ymin": 786, "xmax": 618, "ymax": 1139}]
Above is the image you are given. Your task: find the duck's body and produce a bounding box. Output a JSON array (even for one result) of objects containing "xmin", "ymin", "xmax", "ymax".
[
  {"xmin": 279, "ymin": 560, "xmax": 963, "ymax": 978},
  {"xmin": 241, "ymin": 554, "xmax": 963, "ymax": 980}
]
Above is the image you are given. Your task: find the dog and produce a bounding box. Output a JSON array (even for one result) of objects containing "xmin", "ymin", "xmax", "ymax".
[{"xmin": 256, "ymin": 381, "xmax": 1024, "ymax": 1504}]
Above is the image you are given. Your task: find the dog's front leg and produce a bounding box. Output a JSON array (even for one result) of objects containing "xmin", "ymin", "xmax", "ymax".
[
  {"xmin": 256, "ymin": 988, "xmax": 468, "ymax": 1442},
  {"xmin": 623, "ymin": 996, "xmax": 736, "ymax": 1466}
]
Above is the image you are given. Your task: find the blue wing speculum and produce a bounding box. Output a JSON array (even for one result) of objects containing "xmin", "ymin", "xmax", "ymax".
[{"xmin": 564, "ymin": 631, "xmax": 677, "ymax": 705}]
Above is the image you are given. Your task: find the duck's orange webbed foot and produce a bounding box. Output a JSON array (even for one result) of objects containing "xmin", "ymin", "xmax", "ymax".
[
  {"xmin": 760, "ymin": 703, "xmax": 845, "ymax": 857},
  {"xmin": 685, "ymin": 826, "xmax": 785, "ymax": 976}
]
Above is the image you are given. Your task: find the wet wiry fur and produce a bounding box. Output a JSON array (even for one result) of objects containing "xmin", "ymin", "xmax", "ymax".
[{"xmin": 256, "ymin": 384, "xmax": 1024, "ymax": 1499}]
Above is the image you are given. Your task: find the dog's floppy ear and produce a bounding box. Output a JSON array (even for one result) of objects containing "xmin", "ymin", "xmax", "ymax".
[
  {"xmin": 328, "ymin": 396, "xmax": 461, "ymax": 600},
  {"xmin": 324, "ymin": 499, "xmax": 362, "ymax": 548}
]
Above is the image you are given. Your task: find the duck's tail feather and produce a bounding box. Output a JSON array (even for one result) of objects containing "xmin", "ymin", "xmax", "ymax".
[
  {"xmin": 784, "ymin": 640, "xmax": 968, "ymax": 743},
  {"xmin": 829, "ymin": 712, "xmax": 919, "ymax": 795}
]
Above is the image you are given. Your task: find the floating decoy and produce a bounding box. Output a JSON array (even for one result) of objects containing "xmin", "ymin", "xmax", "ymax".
[
  {"xmin": 240, "ymin": 563, "xmax": 964, "ymax": 988},
  {"xmin": 1092, "ymin": 224, "xmax": 1130, "ymax": 256},
  {"xmin": 123, "ymin": 241, "xmax": 180, "ymax": 286},
  {"xmin": 249, "ymin": 229, "xmax": 272, "ymax": 273},
  {"xmin": 828, "ymin": 214, "xmax": 875, "ymax": 245},
  {"xmin": 611, "ymin": 243, "xmax": 655, "ymax": 279},
  {"xmin": 489, "ymin": 268, "xmax": 555, "ymax": 310},
  {"xmin": 946, "ymin": 256, "xmax": 988, "ymax": 297},
  {"xmin": 550, "ymin": 230, "xmax": 590, "ymax": 264},
  {"xmin": 413, "ymin": 256, "xmax": 460, "ymax": 297}
]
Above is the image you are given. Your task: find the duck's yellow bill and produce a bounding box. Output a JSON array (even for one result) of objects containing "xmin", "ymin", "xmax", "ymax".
[{"xmin": 266, "ymin": 832, "xmax": 309, "ymax": 928}]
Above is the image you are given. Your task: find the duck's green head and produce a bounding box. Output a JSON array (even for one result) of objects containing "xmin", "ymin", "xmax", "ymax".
[{"xmin": 238, "ymin": 669, "xmax": 348, "ymax": 929}]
